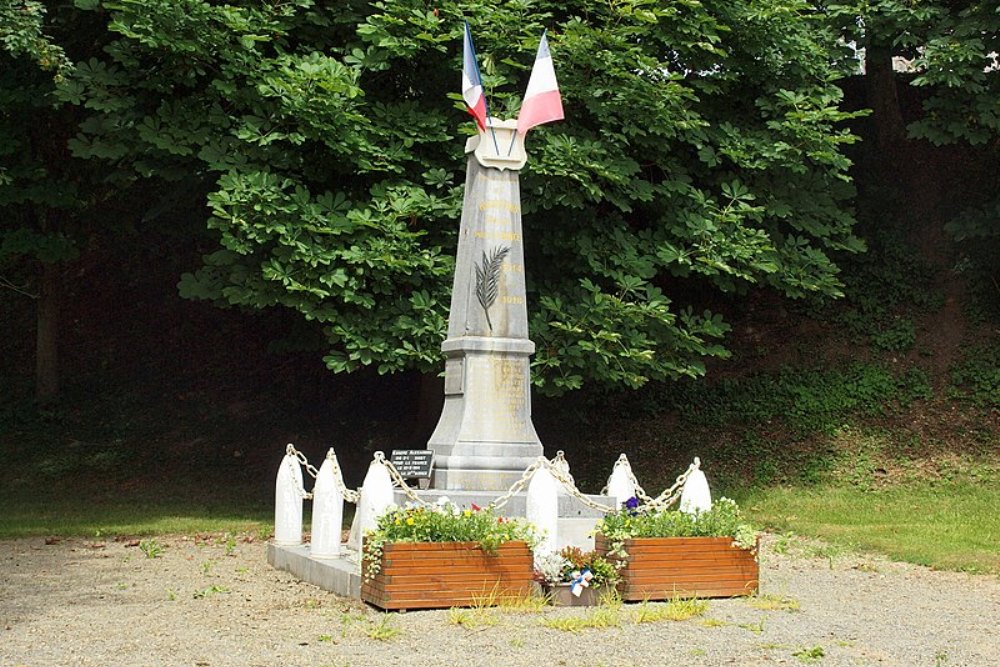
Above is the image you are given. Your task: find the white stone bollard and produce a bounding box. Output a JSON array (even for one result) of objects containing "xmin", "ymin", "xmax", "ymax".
[
  {"xmin": 274, "ymin": 447, "xmax": 304, "ymax": 546},
  {"xmin": 526, "ymin": 464, "xmax": 559, "ymax": 557},
  {"xmin": 606, "ymin": 454, "xmax": 638, "ymax": 510},
  {"xmin": 347, "ymin": 453, "xmax": 395, "ymax": 552},
  {"xmin": 310, "ymin": 449, "xmax": 345, "ymax": 559},
  {"xmin": 680, "ymin": 458, "xmax": 712, "ymax": 514}
]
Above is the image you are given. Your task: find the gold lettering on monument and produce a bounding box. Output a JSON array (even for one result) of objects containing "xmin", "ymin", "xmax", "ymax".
[{"xmin": 478, "ymin": 200, "xmax": 521, "ymax": 213}]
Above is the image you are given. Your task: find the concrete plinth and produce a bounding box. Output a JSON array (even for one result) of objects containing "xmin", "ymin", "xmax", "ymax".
[{"xmin": 267, "ymin": 542, "xmax": 361, "ymax": 599}]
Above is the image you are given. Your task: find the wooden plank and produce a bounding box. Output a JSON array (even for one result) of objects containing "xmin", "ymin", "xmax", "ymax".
[
  {"xmin": 378, "ymin": 560, "xmax": 533, "ymax": 575},
  {"xmin": 620, "ymin": 583, "xmax": 758, "ymax": 600},
  {"xmin": 361, "ymin": 541, "xmax": 535, "ymax": 611},
  {"xmin": 382, "ymin": 576, "xmax": 531, "ymax": 590},
  {"xmin": 364, "ymin": 585, "xmax": 535, "ymax": 610},
  {"xmin": 626, "ymin": 554, "xmax": 756, "ymax": 566},
  {"xmin": 382, "ymin": 555, "xmax": 533, "ymax": 569},
  {"xmin": 379, "ymin": 541, "xmax": 529, "ymax": 555}
]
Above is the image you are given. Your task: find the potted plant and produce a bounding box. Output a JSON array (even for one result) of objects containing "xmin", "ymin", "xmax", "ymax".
[
  {"xmin": 535, "ymin": 546, "xmax": 619, "ymax": 606},
  {"xmin": 594, "ymin": 497, "xmax": 760, "ymax": 600},
  {"xmin": 362, "ymin": 500, "xmax": 539, "ymax": 610}
]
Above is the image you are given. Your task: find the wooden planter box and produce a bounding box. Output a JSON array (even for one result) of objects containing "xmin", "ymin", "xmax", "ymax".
[
  {"xmin": 595, "ymin": 534, "xmax": 758, "ymax": 600},
  {"xmin": 361, "ymin": 541, "xmax": 534, "ymax": 611}
]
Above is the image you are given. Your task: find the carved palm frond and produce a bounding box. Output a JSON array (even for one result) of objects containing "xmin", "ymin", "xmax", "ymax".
[{"xmin": 474, "ymin": 245, "xmax": 510, "ymax": 332}]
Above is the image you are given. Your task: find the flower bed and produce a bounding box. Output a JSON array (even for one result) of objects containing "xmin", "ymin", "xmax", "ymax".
[
  {"xmin": 594, "ymin": 534, "xmax": 759, "ymax": 600},
  {"xmin": 361, "ymin": 501, "xmax": 538, "ymax": 611},
  {"xmin": 362, "ymin": 540, "xmax": 535, "ymax": 610},
  {"xmin": 594, "ymin": 497, "xmax": 759, "ymax": 600}
]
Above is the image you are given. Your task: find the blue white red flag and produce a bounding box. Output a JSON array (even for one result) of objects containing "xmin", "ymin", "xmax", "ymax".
[
  {"xmin": 462, "ymin": 23, "xmax": 488, "ymax": 132},
  {"xmin": 516, "ymin": 31, "xmax": 564, "ymax": 135}
]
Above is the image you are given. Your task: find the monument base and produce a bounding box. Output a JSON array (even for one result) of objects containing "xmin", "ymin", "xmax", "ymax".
[{"xmin": 269, "ymin": 489, "xmax": 608, "ymax": 601}]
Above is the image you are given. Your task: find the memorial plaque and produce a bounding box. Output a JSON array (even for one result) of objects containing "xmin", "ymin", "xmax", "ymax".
[{"xmin": 390, "ymin": 450, "xmax": 435, "ymax": 479}]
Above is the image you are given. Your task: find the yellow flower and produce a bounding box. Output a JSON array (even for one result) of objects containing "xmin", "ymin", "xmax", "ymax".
[
  {"xmin": 406, "ymin": 517, "xmax": 415, "ymax": 526},
  {"xmin": 463, "ymin": 509, "xmax": 472, "ymax": 517},
  {"xmin": 394, "ymin": 518, "xmax": 401, "ymax": 525}
]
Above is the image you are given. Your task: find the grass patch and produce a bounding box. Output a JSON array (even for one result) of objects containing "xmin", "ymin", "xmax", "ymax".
[
  {"xmin": 540, "ymin": 599, "xmax": 623, "ymax": 632},
  {"xmin": 364, "ymin": 614, "xmax": 401, "ymax": 641},
  {"xmin": 632, "ymin": 597, "xmax": 709, "ymax": 623},
  {"xmin": 746, "ymin": 481, "xmax": 1000, "ymax": 574},
  {"xmin": 0, "ymin": 486, "xmax": 273, "ymax": 539},
  {"xmin": 748, "ymin": 594, "xmax": 800, "ymax": 612}
]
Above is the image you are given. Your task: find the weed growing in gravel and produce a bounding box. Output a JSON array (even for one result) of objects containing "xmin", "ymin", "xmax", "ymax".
[
  {"xmin": 632, "ymin": 597, "xmax": 708, "ymax": 623},
  {"xmin": 792, "ymin": 645, "xmax": 825, "ymax": 663},
  {"xmin": 165, "ymin": 588, "xmax": 177, "ymax": 601},
  {"xmin": 364, "ymin": 614, "xmax": 400, "ymax": 641},
  {"xmin": 193, "ymin": 585, "xmax": 229, "ymax": 599},
  {"xmin": 772, "ymin": 532, "xmax": 796, "ymax": 555},
  {"xmin": 540, "ymin": 599, "xmax": 623, "ymax": 632},
  {"xmin": 759, "ymin": 643, "xmax": 792, "ymax": 650},
  {"xmin": 139, "ymin": 539, "xmax": 163, "ymax": 559},
  {"xmin": 738, "ymin": 618, "xmax": 766, "ymax": 634},
  {"xmin": 317, "ymin": 634, "xmax": 333, "ymax": 642},
  {"xmin": 201, "ymin": 560, "xmax": 215, "ymax": 575},
  {"xmin": 700, "ymin": 618, "xmax": 727, "ymax": 628},
  {"xmin": 496, "ymin": 593, "xmax": 549, "ymax": 614},
  {"xmin": 934, "ymin": 650, "xmax": 949, "ymax": 666},
  {"xmin": 748, "ymin": 594, "xmax": 800, "ymax": 612},
  {"xmin": 448, "ymin": 607, "xmax": 499, "ymax": 628}
]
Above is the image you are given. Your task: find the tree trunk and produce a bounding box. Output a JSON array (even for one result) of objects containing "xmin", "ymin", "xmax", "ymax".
[
  {"xmin": 865, "ymin": 40, "xmax": 907, "ymax": 152},
  {"xmin": 409, "ymin": 371, "xmax": 444, "ymax": 446},
  {"xmin": 35, "ymin": 256, "xmax": 60, "ymax": 404}
]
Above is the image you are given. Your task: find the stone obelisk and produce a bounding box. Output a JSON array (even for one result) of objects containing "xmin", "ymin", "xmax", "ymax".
[{"xmin": 428, "ymin": 119, "xmax": 543, "ymax": 491}]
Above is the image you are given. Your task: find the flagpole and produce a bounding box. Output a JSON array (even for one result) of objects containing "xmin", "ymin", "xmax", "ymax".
[{"xmin": 466, "ymin": 22, "xmax": 501, "ymax": 155}]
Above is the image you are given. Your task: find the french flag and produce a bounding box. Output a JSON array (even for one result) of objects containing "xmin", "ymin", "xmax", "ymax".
[
  {"xmin": 517, "ymin": 31, "xmax": 564, "ymax": 135},
  {"xmin": 462, "ymin": 23, "xmax": 488, "ymax": 132}
]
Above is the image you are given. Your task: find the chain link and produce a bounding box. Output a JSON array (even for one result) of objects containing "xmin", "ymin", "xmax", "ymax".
[
  {"xmin": 325, "ymin": 448, "xmax": 360, "ymax": 504},
  {"xmin": 284, "ymin": 443, "xmax": 360, "ymax": 503},
  {"xmin": 287, "ymin": 443, "xmax": 319, "ymax": 479},
  {"xmin": 281, "ymin": 445, "xmax": 700, "ymax": 515},
  {"xmin": 639, "ymin": 458, "xmax": 700, "ymax": 512},
  {"xmin": 283, "ymin": 453, "xmax": 313, "ymax": 500},
  {"xmin": 377, "ymin": 451, "xmax": 428, "ymax": 505},
  {"xmin": 540, "ymin": 457, "xmax": 617, "ymax": 513}
]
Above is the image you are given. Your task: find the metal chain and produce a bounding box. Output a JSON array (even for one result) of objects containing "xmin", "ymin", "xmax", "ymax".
[
  {"xmin": 283, "ymin": 454, "xmax": 313, "ymax": 500},
  {"xmin": 376, "ymin": 451, "xmax": 428, "ymax": 505},
  {"xmin": 301, "ymin": 446, "xmax": 701, "ymax": 516},
  {"xmin": 325, "ymin": 448, "xmax": 360, "ymax": 504},
  {"xmin": 284, "ymin": 443, "xmax": 360, "ymax": 503},
  {"xmin": 639, "ymin": 458, "xmax": 700, "ymax": 512},
  {"xmin": 540, "ymin": 457, "xmax": 617, "ymax": 513},
  {"xmin": 599, "ymin": 453, "xmax": 651, "ymax": 501},
  {"xmin": 287, "ymin": 443, "xmax": 319, "ymax": 479},
  {"xmin": 484, "ymin": 458, "xmax": 546, "ymax": 511}
]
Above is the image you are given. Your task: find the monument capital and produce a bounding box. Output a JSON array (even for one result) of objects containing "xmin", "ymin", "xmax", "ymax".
[{"xmin": 465, "ymin": 118, "xmax": 527, "ymax": 171}]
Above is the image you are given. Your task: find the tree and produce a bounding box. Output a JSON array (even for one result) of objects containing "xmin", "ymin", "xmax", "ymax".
[
  {"xmin": 66, "ymin": 0, "xmax": 865, "ymax": 393},
  {"xmin": 1, "ymin": 1, "xmax": 79, "ymax": 402},
  {"xmin": 822, "ymin": 1, "xmax": 999, "ymax": 303}
]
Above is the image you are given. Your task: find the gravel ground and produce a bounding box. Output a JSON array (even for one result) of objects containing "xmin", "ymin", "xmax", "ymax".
[{"xmin": 1, "ymin": 533, "xmax": 997, "ymax": 667}]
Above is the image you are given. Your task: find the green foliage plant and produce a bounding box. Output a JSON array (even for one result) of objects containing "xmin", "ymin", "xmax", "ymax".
[
  {"xmin": 362, "ymin": 500, "xmax": 538, "ymax": 580},
  {"xmin": 596, "ymin": 497, "xmax": 758, "ymax": 561},
  {"xmin": 139, "ymin": 538, "xmax": 164, "ymax": 559},
  {"xmin": 63, "ymin": 0, "xmax": 867, "ymax": 394}
]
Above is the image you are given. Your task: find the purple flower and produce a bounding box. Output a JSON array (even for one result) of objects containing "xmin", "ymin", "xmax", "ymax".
[{"xmin": 624, "ymin": 496, "xmax": 639, "ymax": 511}]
